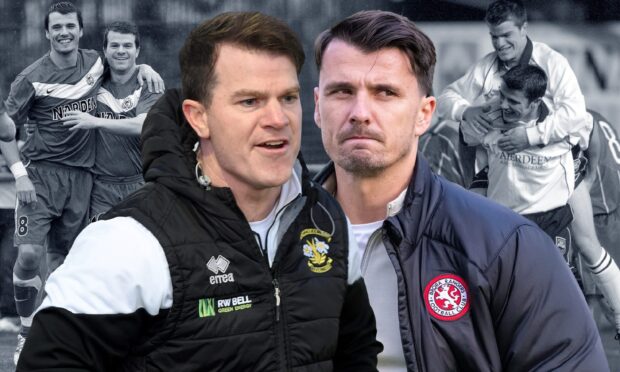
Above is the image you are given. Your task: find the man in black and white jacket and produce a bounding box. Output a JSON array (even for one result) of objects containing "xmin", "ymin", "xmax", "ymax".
[{"xmin": 18, "ymin": 12, "xmax": 381, "ymax": 371}]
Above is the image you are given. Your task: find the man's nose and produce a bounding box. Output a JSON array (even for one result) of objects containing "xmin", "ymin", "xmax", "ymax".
[{"xmin": 349, "ymin": 93, "xmax": 371, "ymax": 125}]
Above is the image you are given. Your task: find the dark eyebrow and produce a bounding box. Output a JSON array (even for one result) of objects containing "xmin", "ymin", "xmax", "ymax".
[
  {"xmin": 231, "ymin": 90, "xmax": 268, "ymax": 100},
  {"xmin": 231, "ymin": 85, "xmax": 300, "ymax": 100},
  {"xmin": 324, "ymin": 82, "xmax": 354, "ymax": 92},
  {"xmin": 371, "ymin": 83, "xmax": 401, "ymax": 94}
]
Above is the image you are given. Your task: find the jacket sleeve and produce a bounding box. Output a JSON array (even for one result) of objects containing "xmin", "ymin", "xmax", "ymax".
[
  {"xmin": 436, "ymin": 56, "xmax": 491, "ymax": 123},
  {"xmin": 524, "ymin": 49, "xmax": 591, "ymax": 148},
  {"xmin": 333, "ymin": 221, "xmax": 382, "ymax": 371},
  {"xmin": 491, "ymin": 224, "xmax": 608, "ymax": 371},
  {"xmin": 17, "ymin": 217, "xmax": 173, "ymax": 371},
  {"xmin": 17, "ymin": 307, "xmax": 153, "ymax": 371}
]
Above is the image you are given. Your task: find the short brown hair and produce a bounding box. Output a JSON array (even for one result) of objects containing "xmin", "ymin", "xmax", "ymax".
[
  {"xmin": 179, "ymin": 12, "xmax": 305, "ymax": 106},
  {"xmin": 103, "ymin": 21, "xmax": 140, "ymax": 49},
  {"xmin": 45, "ymin": 2, "xmax": 83, "ymax": 30},
  {"xmin": 314, "ymin": 10, "xmax": 436, "ymax": 96},
  {"xmin": 485, "ymin": 0, "xmax": 527, "ymax": 27}
]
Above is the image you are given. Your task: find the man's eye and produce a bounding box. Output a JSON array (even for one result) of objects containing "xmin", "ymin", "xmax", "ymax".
[
  {"xmin": 379, "ymin": 89, "xmax": 396, "ymax": 97},
  {"xmin": 283, "ymin": 95, "xmax": 299, "ymax": 104},
  {"xmin": 240, "ymin": 98, "xmax": 257, "ymax": 107},
  {"xmin": 329, "ymin": 89, "xmax": 352, "ymax": 96}
]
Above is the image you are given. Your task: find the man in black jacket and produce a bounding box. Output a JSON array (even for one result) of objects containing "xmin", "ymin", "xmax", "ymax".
[
  {"xmin": 313, "ymin": 10, "xmax": 608, "ymax": 371},
  {"xmin": 18, "ymin": 12, "xmax": 381, "ymax": 371}
]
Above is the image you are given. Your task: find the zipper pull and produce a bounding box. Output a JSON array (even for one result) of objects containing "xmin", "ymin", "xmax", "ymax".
[{"xmin": 273, "ymin": 279, "xmax": 281, "ymax": 322}]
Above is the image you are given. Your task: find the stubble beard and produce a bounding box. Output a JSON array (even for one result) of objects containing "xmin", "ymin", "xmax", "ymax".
[{"xmin": 335, "ymin": 145, "xmax": 410, "ymax": 178}]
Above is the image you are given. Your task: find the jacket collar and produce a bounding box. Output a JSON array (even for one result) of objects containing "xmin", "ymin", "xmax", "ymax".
[{"xmin": 314, "ymin": 154, "xmax": 438, "ymax": 245}]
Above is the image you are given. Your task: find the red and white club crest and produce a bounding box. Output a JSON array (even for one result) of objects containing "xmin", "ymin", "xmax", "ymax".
[{"xmin": 424, "ymin": 274, "xmax": 469, "ymax": 321}]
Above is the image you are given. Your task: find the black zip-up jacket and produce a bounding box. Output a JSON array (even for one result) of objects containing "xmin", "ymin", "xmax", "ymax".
[
  {"xmin": 18, "ymin": 89, "xmax": 381, "ymax": 371},
  {"xmin": 316, "ymin": 155, "xmax": 608, "ymax": 371}
]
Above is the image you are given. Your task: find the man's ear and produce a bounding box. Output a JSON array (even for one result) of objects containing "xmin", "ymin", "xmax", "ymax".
[
  {"xmin": 530, "ymin": 97, "xmax": 542, "ymax": 111},
  {"xmin": 182, "ymin": 99, "xmax": 210, "ymax": 139},
  {"xmin": 313, "ymin": 87, "xmax": 321, "ymax": 129},
  {"xmin": 135, "ymin": 47, "xmax": 140, "ymax": 59},
  {"xmin": 414, "ymin": 95, "xmax": 436, "ymax": 137},
  {"xmin": 520, "ymin": 22, "xmax": 528, "ymax": 36}
]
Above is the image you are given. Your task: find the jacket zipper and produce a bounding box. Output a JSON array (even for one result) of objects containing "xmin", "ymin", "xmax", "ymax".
[
  {"xmin": 273, "ymin": 279, "xmax": 281, "ymax": 322},
  {"xmin": 383, "ymin": 226, "xmax": 422, "ymax": 372},
  {"xmin": 252, "ymin": 195, "xmax": 301, "ymax": 371}
]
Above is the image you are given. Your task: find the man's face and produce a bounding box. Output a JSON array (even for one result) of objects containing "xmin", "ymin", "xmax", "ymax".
[
  {"xmin": 45, "ymin": 12, "xmax": 82, "ymax": 55},
  {"xmin": 104, "ymin": 31, "xmax": 139, "ymax": 74},
  {"xmin": 314, "ymin": 40, "xmax": 434, "ymax": 177},
  {"xmin": 499, "ymin": 83, "xmax": 536, "ymax": 123},
  {"xmin": 198, "ymin": 44, "xmax": 301, "ymax": 192},
  {"xmin": 488, "ymin": 20, "xmax": 527, "ymax": 67}
]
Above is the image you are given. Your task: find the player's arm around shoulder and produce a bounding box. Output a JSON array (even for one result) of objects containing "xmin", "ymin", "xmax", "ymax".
[
  {"xmin": 17, "ymin": 217, "xmax": 172, "ymax": 371},
  {"xmin": 437, "ymin": 53, "xmax": 495, "ymax": 122},
  {"xmin": 490, "ymin": 223, "xmax": 608, "ymax": 371},
  {"xmin": 333, "ymin": 220, "xmax": 382, "ymax": 372},
  {"xmin": 0, "ymin": 112, "xmax": 16, "ymax": 142}
]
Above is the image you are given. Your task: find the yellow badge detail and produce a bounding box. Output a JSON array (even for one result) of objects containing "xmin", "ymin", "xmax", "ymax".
[
  {"xmin": 303, "ymin": 237, "xmax": 333, "ymax": 273},
  {"xmin": 300, "ymin": 228, "xmax": 332, "ymax": 242}
]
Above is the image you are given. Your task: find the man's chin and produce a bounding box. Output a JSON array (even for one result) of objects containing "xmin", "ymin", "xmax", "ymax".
[
  {"xmin": 336, "ymin": 155, "xmax": 383, "ymax": 178},
  {"xmin": 501, "ymin": 113, "xmax": 517, "ymax": 124}
]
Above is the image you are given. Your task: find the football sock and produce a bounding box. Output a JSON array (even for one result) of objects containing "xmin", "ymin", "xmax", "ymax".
[
  {"xmin": 588, "ymin": 248, "xmax": 620, "ymax": 332},
  {"xmin": 13, "ymin": 272, "xmax": 42, "ymax": 331}
]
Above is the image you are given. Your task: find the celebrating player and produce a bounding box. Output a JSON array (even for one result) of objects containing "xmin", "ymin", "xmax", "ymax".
[
  {"xmin": 61, "ymin": 21, "xmax": 163, "ymax": 218},
  {"xmin": 437, "ymin": 0, "xmax": 620, "ymax": 337},
  {"xmin": 1, "ymin": 2, "xmax": 163, "ymax": 364}
]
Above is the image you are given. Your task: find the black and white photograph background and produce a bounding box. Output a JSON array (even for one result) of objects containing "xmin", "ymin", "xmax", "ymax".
[
  {"xmin": 2, "ymin": 0, "xmax": 617, "ymax": 168},
  {"xmin": 0, "ymin": 0, "xmax": 619, "ymax": 370}
]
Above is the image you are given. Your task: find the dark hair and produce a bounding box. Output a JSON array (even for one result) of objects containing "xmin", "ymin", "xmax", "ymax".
[
  {"xmin": 502, "ymin": 64, "xmax": 547, "ymax": 102},
  {"xmin": 103, "ymin": 21, "xmax": 140, "ymax": 49},
  {"xmin": 314, "ymin": 10, "xmax": 436, "ymax": 96},
  {"xmin": 179, "ymin": 11, "xmax": 305, "ymax": 107},
  {"xmin": 485, "ymin": 0, "xmax": 527, "ymax": 27},
  {"xmin": 45, "ymin": 2, "xmax": 83, "ymax": 30}
]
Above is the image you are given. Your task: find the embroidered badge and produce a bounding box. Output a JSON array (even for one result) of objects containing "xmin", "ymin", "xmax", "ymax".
[
  {"xmin": 301, "ymin": 228, "xmax": 333, "ymax": 273},
  {"xmin": 121, "ymin": 97, "xmax": 134, "ymax": 111},
  {"xmin": 424, "ymin": 274, "xmax": 469, "ymax": 321},
  {"xmin": 555, "ymin": 236, "xmax": 567, "ymax": 251}
]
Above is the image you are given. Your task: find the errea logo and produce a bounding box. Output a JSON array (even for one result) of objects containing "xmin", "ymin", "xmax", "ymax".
[{"xmin": 207, "ymin": 255, "xmax": 235, "ymax": 285}]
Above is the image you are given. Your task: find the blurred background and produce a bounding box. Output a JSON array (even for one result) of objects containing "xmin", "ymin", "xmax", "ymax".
[{"xmin": 0, "ymin": 0, "xmax": 619, "ymax": 170}]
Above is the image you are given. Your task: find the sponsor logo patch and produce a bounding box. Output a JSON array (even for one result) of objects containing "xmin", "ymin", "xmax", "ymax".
[
  {"xmin": 424, "ymin": 274, "xmax": 469, "ymax": 321},
  {"xmin": 300, "ymin": 228, "xmax": 333, "ymax": 273},
  {"xmin": 198, "ymin": 295, "xmax": 253, "ymax": 318},
  {"xmin": 207, "ymin": 255, "xmax": 234, "ymax": 284}
]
